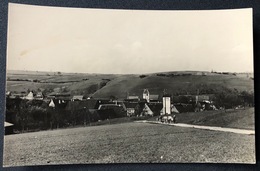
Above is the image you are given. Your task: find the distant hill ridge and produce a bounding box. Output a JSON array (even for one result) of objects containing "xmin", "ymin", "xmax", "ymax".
[
  {"xmin": 7, "ymin": 70, "xmax": 253, "ymax": 75},
  {"xmin": 6, "ymin": 70, "xmax": 254, "ymax": 99}
]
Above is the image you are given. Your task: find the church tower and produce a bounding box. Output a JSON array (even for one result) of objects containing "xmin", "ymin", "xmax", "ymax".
[{"xmin": 143, "ymin": 89, "xmax": 150, "ymax": 102}]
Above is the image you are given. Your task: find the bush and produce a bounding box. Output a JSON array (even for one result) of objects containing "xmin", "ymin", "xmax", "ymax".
[
  {"xmin": 99, "ymin": 81, "xmax": 107, "ymax": 88},
  {"xmin": 139, "ymin": 75, "xmax": 147, "ymax": 78},
  {"xmin": 157, "ymin": 73, "xmax": 166, "ymax": 77},
  {"xmin": 102, "ymin": 78, "xmax": 111, "ymax": 81}
]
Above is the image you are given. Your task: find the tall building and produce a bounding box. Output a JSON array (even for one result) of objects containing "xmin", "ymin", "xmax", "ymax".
[
  {"xmin": 162, "ymin": 94, "xmax": 171, "ymax": 115},
  {"xmin": 143, "ymin": 89, "xmax": 150, "ymax": 102}
]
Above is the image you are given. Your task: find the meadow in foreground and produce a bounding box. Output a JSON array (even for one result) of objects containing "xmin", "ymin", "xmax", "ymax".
[{"xmin": 4, "ymin": 122, "xmax": 255, "ymax": 166}]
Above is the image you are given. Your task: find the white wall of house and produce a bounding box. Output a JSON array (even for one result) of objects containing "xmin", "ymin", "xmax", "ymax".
[
  {"xmin": 49, "ymin": 99, "xmax": 55, "ymax": 108},
  {"xmin": 25, "ymin": 92, "xmax": 34, "ymax": 100},
  {"xmin": 142, "ymin": 103, "xmax": 153, "ymax": 116},
  {"xmin": 127, "ymin": 108, "xmax": 135, "ymax": 116}
]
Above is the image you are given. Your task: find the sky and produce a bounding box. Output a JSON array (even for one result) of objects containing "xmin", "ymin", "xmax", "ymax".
[{"xmin": 7, "ymin": 3, "xmax": 253, "ymax": 74}]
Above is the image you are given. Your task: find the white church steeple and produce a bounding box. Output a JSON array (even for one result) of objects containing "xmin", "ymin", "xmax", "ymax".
[{"xmin": 143, "ymin": 89, "xmax": 150, "ymax": 102}]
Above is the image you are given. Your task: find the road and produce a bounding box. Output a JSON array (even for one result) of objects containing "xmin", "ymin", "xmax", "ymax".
[{"xmin": 136, "ymin": 121, "xmax": 255, "ymax": 135}]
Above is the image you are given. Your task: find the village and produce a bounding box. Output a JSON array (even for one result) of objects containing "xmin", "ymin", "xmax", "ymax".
[{"xmin": 5, "ymin": 86, "xmax": 253, "ymax": 135}]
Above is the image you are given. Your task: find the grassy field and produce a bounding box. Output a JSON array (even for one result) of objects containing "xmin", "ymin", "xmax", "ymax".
[
  {"xmin": 62, "ymin": 107, "xmax": 254, "ymax": 130},
  {"xmin": 149, "ymin": 108, "xmax": 255, "ymax": 130},
  {"xmin": 3, "ymin": 122, "xmax": 255, "ymax": 167},
  {"xmin": 92, "ymin": 73, "xmax": 254, "ymax": 98}
]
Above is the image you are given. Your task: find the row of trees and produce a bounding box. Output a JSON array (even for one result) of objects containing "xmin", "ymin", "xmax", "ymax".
[
  {"xmin": 171, "ymin": 90, "xmax": 254, "ymax": 109},
  {"xmin": 6, "ymin": 99, "xmax": 69, "ymax": 132},
  {"xmin": 214, "ymin": 90, "xmax": 254, "ymax": 109},
  {"xmin": 6, "ymin": 98, "xmax": 127, "ymax": 133}
]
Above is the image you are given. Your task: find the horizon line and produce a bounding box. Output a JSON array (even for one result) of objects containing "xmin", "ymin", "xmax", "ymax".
[{"xmin": 6, "ymin": 69, "xmax": 254, "ymax": 75}]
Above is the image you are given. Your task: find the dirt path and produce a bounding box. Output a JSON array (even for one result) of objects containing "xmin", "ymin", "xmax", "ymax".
[{"xmin": 135, "ymin": 121, "xmax": 255, "ymax": 135}]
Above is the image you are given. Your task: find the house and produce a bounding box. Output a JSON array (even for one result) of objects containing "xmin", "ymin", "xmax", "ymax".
[
  {"xmin": 127, "ymin": 96, "xmax": 140, "ymax": 100},
  {"xmin": 141, "ymin": 103, "xmax": 154, "ymax": 116},
  {"xmin": 46, "ymin": 95, "xmax": 56, "ymax": 99},
  {"xmin": 48, "ymin": 98, "xmax": 65, "ymax": 108},
  {"xmin": 48, "ymin": 93, "xmax": 71, "ymax": 100},
  {"xmin": 72, "ymin": 95, "xmax": 84, "ymax": 101},
  {"xmin": 124, "ymin": 102, "xmax": 138, "ymax": 117},
  {"xmin": 149, "ymin": 95, "xmax": 159, "ymax": 102},
  {"xmin": 98, "ymin": 104, "xmax": 125, "ymax": 110},
  {"xmin": 53, "ymin": 99, "xmax": 69, "ymax": 109},
  {"xmin": 6, "ymin": 91, "xmax": 11, "ymax": 97},
  {"xmin": 35, "ymin": 92, "xmax": 44, "ymax": 100},
  {"xmin": 133, "ymin": 102, "xmax": 154, "ymax": 116},
  {"xmin": 25, "ymin": 91, "xmax": 34, "ymax": 100},
  {"xmin": 147, "ymin": 103, "xmax": 163, "ymax": 116},
  {"xmin": 134, "ymin": 102, "xmax": 145, "ymax": 116},
  {"xmin": 196, "ymin": 95, "xmax": 210, "ymax": 103},
  {"xmin": 5, "ymin": 122, "xmax": 14, "ymax": 135},
  {"xmin": 49, "ymin": 99, "xmax": 55, "ymax": 108},
  {"xmin": 8, "ymin": 93, "xmax": 22, "ymax": 99},
  {"xmin": 7, "ymin": 91, "xmax": 28, "ymax": 99},
  {"xmin": 171, "ymin": 104, "xmax": 180, "ymax": 113},
  {"xmin": 98, "ymin": 104, "xmax": 127, "ymax": 119}
]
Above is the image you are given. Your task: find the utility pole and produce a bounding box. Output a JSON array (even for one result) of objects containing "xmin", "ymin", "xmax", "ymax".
[
  {"xmin": 163, "ymin": 89, "xmax": 167, "ymax": 115},
  {"xmin": 83, "ymin": 107, "xmax": 86, "ymax": 126},
  {"xmin": 88, "ymin": 112, "xmax": 91, "ymax": 126}
]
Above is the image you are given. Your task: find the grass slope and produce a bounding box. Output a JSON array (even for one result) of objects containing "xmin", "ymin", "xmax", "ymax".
[
  {"xmin": 6, "ymin": 70, "xmax": 253, "ymax": 98},
  {"xmin": 4, "ymin": 122, "xmax": 255, "ymax": 166},
  {"xmin": 149, "ymin": 107, "xmax": 254, "ymax": 130},
  {"xmin": 93, "ymin": 73, "xmax": 253, "ymax": 98}
]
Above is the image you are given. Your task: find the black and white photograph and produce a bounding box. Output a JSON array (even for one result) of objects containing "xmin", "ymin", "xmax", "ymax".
[{"xmin": 3, "ymin": 3, "xmax": 255, "ymax": 167}]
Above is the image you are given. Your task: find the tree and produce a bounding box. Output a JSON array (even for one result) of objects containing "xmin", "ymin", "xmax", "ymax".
[
  {"xmin": 139, "ymin": 75, "xmax": 147, "ymax": 78},
  {"xmin": 215, "ymin": 90, "xmax": 244, "ymax": 110},
  {"xmin": 109, "ymin": 95, "xmax": 117, "ymax": 101},
  {"xmin": 178, "ymin": 96, "xmax": 190, "ymax": 104},
  {"xmin": 99, "ymin": 81, "xmax": 107, "ymax": 89},
  {"xmin": 240, "ymin": 91, "xmax": 254, "ymax": 107},
  {"xmin": 17, "ymin": 100, "xmax": 34, "ymax": 132}
]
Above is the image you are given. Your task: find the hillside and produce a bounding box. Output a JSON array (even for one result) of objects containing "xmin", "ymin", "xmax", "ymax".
[
  {"xmin": 93, "ymin": 72, "xmax": 254, "ymax": 98},
  {"xmin": 148, "ymin": 107, "xmax": 254, "ymax": 130},
  {"xmin": 6, "ymin": 70, "xmax": 254, "ymax": 99}
]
